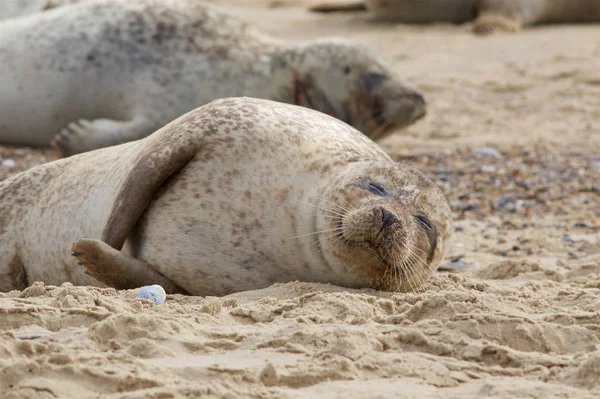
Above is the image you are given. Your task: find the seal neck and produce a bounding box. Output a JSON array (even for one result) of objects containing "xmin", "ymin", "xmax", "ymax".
[{"xmin": 259, "ymin": 44, "xmax": 304, "ymax": 106}]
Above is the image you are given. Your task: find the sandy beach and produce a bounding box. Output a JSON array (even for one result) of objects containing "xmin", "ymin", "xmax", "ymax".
[{"xmin": 1, "ymin": 1, "xmax": 599, "ymax": 398}]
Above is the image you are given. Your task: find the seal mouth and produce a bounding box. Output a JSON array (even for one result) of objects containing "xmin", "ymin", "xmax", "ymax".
[
  {"xmin": 408, "ymin": 93, "xmax": 427, "ymax": 123},
  {"xmin": 334, "ymin": 210, "xmax": 408, "ymax": 268}
]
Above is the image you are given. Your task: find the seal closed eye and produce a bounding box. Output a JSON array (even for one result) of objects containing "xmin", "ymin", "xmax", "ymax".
[{"xmin": 414, "ymin": 214, "xmax": 437, "ymax": 263}]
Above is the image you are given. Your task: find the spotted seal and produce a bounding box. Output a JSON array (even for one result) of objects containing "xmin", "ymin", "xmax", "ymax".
[
  {"xmin": 309, "ymin": 0, "xmax": 600, "ymax": 34},
  {"xmin": 0, "ymin": 97, "xmax": 452, "ymax": 295},
  {"xmin": 0, "ymin": 0, "xmax": 426, "ymax": 156}
]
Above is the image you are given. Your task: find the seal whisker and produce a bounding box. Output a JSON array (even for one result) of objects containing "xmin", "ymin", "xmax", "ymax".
[
  {"xmin": 289, "ymin": 228, "xmax": 340, "ymax": 239},
  {"xmin": 310, "ymin": 229, "xmax": 344, "ymax": 247},
  {"xmin": 404, "ymin": 242, "xmax": 429, "ymax": 258},
  {"xmin": 317, "ymin": 197, "xmax": 352, "ymax": 214},
  {"xmin": 401, "ymin": 258, "xmax": 419, "ymax": 293},
  {"xmin": 338, "ymin": 197, "xmax": 358, "ymax": 212},
  {"xmin": 392, "ymin": 243, "xmax": 421, "ymax": 292},
  {"xmin": 290, "ymin": 198, "xmax": 346, "ymax": 218},
  {"xmin": 405, "ymin": 246, "xmax": 429, "ymax": 290},
  {"xmin": 406, "ymin": 255, "xmax": 421, "ymax": 292},
  {"xmin": 405, "ymin": 242, "xmax": 438, "ymax": 276},
  {"xmin": 385, "ymin": 253, "xmax": 402, "ymax": 292}
]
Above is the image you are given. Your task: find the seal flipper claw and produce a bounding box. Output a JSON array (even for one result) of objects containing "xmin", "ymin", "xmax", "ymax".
[
  {"xmin": 472, "ymin": 13, "xmax": 522, "ymax": 35},
  {"xmin": 52, "ymin": 119, "xmax": 94, "ymax": 156},
  {"xmin": 71, "ymin": 239, "xmax": 186, "ymax": 294},
  {"xmin": 51, "ymin": 117, "xmax": 156, "ymax": 157}
]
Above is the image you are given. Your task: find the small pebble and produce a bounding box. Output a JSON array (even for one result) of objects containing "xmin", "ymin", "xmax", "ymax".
[
  {"xmin": 438, "ymin": 260, "xmax": 471, "ymax": 273},
  {"xmin": 260, "ymin": 362, "xmax": 278, "ymax": 387},
  {"xmin": 1, "ymin": 159, "xmax": 16, "ymax": 167},
  {"xmin": 562, "ymin": 235, "xmax": 575, "ymax": 243},
  {"xmin": 137, "ymin": 285, "xmax": 167, "ymax": 306},
  {"xmin": 473, "ymin": 147, "xmax": 501, "ymax": 158}
]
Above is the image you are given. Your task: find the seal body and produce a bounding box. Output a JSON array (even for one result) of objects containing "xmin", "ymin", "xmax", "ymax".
[
  {"xmin": 0, "ymin": 98, "xmax": 452, "ymax": 296},
  {"xmin": 0, "ymin": 0, "xmax": 425, "ymax": 155}
]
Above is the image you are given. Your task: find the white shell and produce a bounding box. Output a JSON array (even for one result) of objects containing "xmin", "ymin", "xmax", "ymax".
[{"xmin": 137, "ymin": 285, "xmax": 167, "ymax": 306}]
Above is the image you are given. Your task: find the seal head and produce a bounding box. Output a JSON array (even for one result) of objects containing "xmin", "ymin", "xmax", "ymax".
[
  {"xmin": 312, "ymin": 161, "xmax": 452, "ymax": 292},
  {"xmin": 273, "ymin": 38, "xmax": 426, "ymax": 140}
]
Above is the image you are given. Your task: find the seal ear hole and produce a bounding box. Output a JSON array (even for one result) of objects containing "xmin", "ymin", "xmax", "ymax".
[{"xmin": 343, "ymin": 66, "xmax": 352, "ymax": 75}]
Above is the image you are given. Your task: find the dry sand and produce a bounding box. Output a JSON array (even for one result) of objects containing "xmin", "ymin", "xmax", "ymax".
[{"xmin": 1, "ymin": 1, "xmax": 599, "ymax": 398}]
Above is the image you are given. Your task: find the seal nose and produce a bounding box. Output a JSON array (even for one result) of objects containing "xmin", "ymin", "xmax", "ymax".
[
  {"xmin": 408, "ymin": 92, "xmax": 426, "ymax": 106},
  {"xmin": 380, "ymin": 208, "xmax": 398, "ymax": 229},
  {"xmin": 407, "ymin": 92, "xmax": 427, "ymax": 120},
  {"xmin": 363, "ymin": 72, "xmax": 387, "ymax": 92}
]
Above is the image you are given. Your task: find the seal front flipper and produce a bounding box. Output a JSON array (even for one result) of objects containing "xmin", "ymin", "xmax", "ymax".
[
  {"xmin": 71, "ymin": 109, "xmax": 206, "ymax": 291},
  {"xmin": 51, "ymin": 117, "xmax": 159, "ymax": 157},
  {"xmin": 71, "ymin": 239, "xmax": 187, "ymax": 294},
  {"xmin": 472, "ymin": 0, "xmax": 528, "ymax": 34}
]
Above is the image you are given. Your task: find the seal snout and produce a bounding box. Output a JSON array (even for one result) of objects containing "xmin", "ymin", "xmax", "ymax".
[
  {"xmin": 405, "ymin": 92, "xmax": 427, "ymax": 122},
  {"xmin": 408, "ymin": 92, "xmax": 426, "ymax": 108},
  {"xmin": 356, "ymin": 80, "xmax": 427, "ymax": 140},
  {"xmin": 378, "ymin": 207, "xmax": 399, "ymax": 230}
]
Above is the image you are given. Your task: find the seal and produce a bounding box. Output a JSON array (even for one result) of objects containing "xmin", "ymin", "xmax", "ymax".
[
  {"xmin": 0, "ymin": 0, "xmax": 426, "ymax": 156},
  {"xmin": 309, "ymin": 0, "xmax": 478, "ymax": 23},
  {"xmin": 473, "ymin": 0, "xmax": 600, "ymax": 34},
  {"xmin": 364, "ymin": 0, "xmax": 477, "ymax": 24},
  {"xmin": 309, "ymin": 0, "xmax": 600, "ymax": 34},
  {"xmin": 0, "ymin": 97, "xmax": 452, "ymax": 296}
]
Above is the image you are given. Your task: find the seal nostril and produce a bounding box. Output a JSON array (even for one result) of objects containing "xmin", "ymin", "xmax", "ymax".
[{"xmin": 380, "ymin": 208, "xmax": 398, "ymax": 228}]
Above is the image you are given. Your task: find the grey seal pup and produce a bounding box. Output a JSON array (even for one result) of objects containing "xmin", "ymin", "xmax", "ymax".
[
  {"xmin": 0, "ymin": 97, "xmax": 452, "ymax": 296},
  {"xmin": 0, "ymin": 0, "xmax": 425, "ymax": 156}
]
